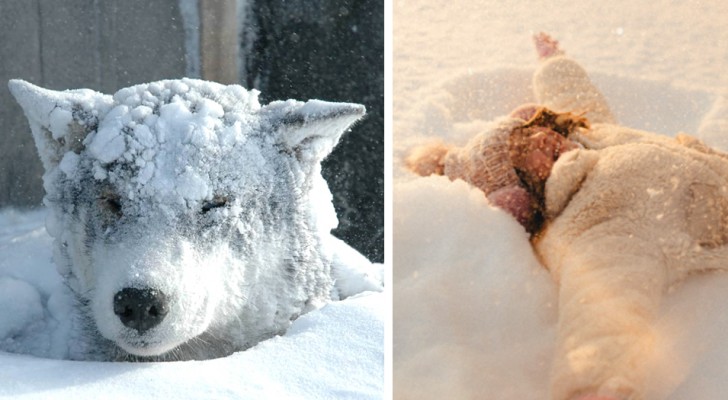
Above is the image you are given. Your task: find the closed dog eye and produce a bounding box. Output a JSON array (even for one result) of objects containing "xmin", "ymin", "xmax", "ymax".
[
  {"xmin": 201, "ymin": 196, "xmax": 228, "ymax": 214},
  {"xmin": 99, "ymin": 192, "xmax": 123, "ymax": 219}
]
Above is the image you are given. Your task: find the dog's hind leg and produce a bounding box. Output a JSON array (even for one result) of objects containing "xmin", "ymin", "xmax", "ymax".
[
  {"xmin": 550, "ymin": 234, "xmax": 666, "ymax": 400},
  {"xmin": 531, "ymin": 34, "xmax": 616, "ymax": 125}
]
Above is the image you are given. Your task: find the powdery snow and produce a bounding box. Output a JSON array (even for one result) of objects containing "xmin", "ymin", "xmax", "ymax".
[
  {"xmin": 394, "ymin": 1, "xmax": 728, "ymax": 399},
  {"xmin": 0, "ymin": 209, "xmax": 383, "ymax": 399},
  {"xmin": 0, "ymin": 277, "xmax": 44, "ymax": 340}
]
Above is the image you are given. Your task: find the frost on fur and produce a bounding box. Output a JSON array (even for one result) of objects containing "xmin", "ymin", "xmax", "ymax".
[{"xmin": 8, "ymin": 78, "xmax": 379, "ymax": 361}]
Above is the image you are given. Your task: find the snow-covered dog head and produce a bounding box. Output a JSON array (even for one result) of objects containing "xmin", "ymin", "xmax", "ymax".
[{"xmin": 9, "ymin": 79, "xmax": 364, "ymax": 360}]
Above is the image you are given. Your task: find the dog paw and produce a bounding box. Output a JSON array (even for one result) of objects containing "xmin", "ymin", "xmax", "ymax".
[
  {"xmin": 533, "ymin": 32, "xmax": 564, "ymax": 60},
  {"xmin": 405, "ymin": 142, "xmax": 451, "ymax": 176}
]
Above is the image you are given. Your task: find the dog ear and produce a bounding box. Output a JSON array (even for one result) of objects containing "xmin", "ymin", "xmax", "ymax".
[
  {"xmin": 8, "ymin": 79, "xmax": 113, "ymax": 171},
  {"xmin": 263, "ymin": 99, "xmax": 365, "ymax": 162}
]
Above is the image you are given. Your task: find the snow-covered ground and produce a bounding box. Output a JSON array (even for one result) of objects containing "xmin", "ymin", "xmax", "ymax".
[
  {"xmin": 394, "ymin": 1, "xmax": 728, "ymax": 399},
  {"xmin": 0, "ymin": 209, "xmax": 383, "ymax": 399}
]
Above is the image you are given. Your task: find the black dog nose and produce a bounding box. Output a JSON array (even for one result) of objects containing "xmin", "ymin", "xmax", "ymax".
[{"xmin": 113, "ymin": 288, "xmax": 169, "ymax": 333}]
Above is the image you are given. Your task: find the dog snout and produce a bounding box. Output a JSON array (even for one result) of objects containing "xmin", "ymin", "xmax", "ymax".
[{"xmin": 113, "ymin": 287, "xmax": 169, "ymax": 333}]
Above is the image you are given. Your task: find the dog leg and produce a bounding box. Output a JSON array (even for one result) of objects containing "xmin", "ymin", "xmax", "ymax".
[
  {"xmin": 550, "ymin": 235, "xmax": 666, "ymax": 400},
  {"xmin": 531, "ymin": 34, "xmax": 615, "ymax": 125},
  {"xmin": 405, "ymin": 141, "xmax": 453, "ymax": 177}
]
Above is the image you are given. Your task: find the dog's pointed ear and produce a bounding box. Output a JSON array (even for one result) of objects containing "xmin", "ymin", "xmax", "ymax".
[
  {"xmin": 8, "ymin": 79, "xmax": 113, "ymax": 170},
  {"xmin": 264, "ymin": 99, "xmax": 365, "ymax": 162}
]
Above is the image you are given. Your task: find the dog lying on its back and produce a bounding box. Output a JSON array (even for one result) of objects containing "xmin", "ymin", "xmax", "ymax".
[
  {"xmin": 8, "ymin": 78, "xmax": 376, "ymax": 361},
  {"xmin": 407, "ymin": 34, "xmax": 728, "ymax": 400}
]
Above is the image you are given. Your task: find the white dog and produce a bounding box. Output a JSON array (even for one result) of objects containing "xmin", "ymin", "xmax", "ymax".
[{"xmin": 8, "ymin": 78, "xmax": 380, "ymax": 361}]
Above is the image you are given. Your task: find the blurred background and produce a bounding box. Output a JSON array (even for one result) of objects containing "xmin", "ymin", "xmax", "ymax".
[{"xmin": 0, "ymin": 0, "xmax": 383, "ymax": 262}]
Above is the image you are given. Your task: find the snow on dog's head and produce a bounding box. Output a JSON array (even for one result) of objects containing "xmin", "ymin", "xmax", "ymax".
[{"xmin": 8, "ymin": 79, "xmax": 365, "ymax": 360}]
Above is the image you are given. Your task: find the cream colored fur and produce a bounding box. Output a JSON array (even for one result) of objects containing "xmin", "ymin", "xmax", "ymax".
[
  {"xmin": 533, "ymin": 56, "xmax": 616, "ymax": 124},
  {"xmin": 534, "ymin": 57, "xmax": 728, "ymax": 400}
]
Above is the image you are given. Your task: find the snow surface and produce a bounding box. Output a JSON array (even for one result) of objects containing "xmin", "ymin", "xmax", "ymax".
[
  {"xmin": 0, "ymin": 209, "xmax": 383, "ymax": 399},
  {"xmin": 394, "ymin": 1, "xmax": 728, "ymax": 399}
]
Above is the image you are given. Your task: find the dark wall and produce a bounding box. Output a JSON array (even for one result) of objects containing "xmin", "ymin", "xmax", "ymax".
[{"xmin": 244, "ymin": 0, "xmax": 384, "ymax": 262}]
